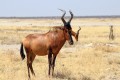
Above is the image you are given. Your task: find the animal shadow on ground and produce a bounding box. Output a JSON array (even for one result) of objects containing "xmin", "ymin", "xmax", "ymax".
[
  {"xmin": 52, "ymin": 69, "xmax": 92, "ymax": 80},
  {"xmin": 52, "ymin": 69, "xmax": 73, "ymax": 80}
]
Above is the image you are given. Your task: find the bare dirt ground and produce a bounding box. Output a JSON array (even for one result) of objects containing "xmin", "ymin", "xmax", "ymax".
[{"xmin": 0, "ymin": 18, "xmax": 120, "ymax": 80}]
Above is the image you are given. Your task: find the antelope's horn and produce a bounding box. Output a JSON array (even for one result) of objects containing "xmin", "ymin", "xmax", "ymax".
[
  {"xmin": 68, "ymin": 10, "xmax": 73, "ymax": 23},
  {"xmin": 59, "ymin": 9, "xmax": 66, "ymax": 24}
]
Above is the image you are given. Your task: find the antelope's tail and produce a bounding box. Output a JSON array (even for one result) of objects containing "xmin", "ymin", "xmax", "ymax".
[{"xmin": 20, "ymin": 42, "xmax": 25, "ymax": 60}]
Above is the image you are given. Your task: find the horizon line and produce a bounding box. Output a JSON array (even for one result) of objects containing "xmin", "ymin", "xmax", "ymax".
[{"xmin": 0, "ymin": 15, "xmax": 120, "ymax": 19}]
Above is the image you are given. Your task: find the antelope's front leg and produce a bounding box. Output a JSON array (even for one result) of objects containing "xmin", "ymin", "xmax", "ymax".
[
  {"xmin": 48, "ymin": 48, "xmax": 52, "ymax": 76},
  {"xmin": 52, "ymin": 55, "xmax": 57, "ymax": 76}
]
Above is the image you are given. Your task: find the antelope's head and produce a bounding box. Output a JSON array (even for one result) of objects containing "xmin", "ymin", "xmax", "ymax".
[{"xmin": 59, "ymin": 9, "xmax": 74, "ymax": 45}]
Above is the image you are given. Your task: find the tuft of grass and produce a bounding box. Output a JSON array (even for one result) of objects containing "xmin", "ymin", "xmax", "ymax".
[
  {"xmin": 53, "ymin": 67, "xmax": 71, "ymax": 79},
  {"xmin": 94, "ymin": 43, "xmax": 120, "ymax": 53}
]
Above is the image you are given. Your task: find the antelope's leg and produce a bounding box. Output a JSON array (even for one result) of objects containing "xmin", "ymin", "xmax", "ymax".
[
  {"xmin": 25, "ymin": 48, "xmax": 33, "ymax": 80},
  {"xmin": 29, "ymin": 53, "xmax": 36, "ymax": 76},
  {"xmin": 48, "ymin": 48, "xmax": 52, "ymax": 76},
  {"xmin": 52, "ymin": 55, "xmax": 57, "ymax": 76},
  {"xmin": 26, "ymin": 53, "xmax": 31, "ymax": 80}
]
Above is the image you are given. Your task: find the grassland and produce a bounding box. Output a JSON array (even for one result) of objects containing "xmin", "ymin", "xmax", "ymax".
[{"xmin": 0, "ymin": 18, "xmax": 120, "ymax": 80}]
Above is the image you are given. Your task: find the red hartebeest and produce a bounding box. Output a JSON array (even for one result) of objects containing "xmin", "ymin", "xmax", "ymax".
[{"xmin": 20, "ymin": 10, "xmax": 80, "ymax": 80}]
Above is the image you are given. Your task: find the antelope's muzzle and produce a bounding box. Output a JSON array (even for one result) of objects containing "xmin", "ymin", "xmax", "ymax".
[{"xmin": 68, "ymin": 31, "xmax": 74, "ymax": 45}]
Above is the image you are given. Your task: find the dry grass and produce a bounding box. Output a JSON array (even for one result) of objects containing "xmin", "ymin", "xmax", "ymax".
[{"xmin": 0, "ymin": 18, "xmax": 120, "ymax": 80}]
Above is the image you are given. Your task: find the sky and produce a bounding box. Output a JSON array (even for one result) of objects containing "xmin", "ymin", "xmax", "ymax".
[{"xmin": 0, "ymin": 0, "xmax": 120, "ymax": 17}]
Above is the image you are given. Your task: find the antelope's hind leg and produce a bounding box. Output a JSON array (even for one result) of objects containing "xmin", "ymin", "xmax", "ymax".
[
  {"xmin": 29, "ymin": 53, "xmax": 36, "ymax": 76},
  {"xmin": 26, "ymin": 49, "xmax": 36, "ymax": 80},
  {"xmin": 26, "ymin": 51, "xmax": 31, "ymax": 80}
]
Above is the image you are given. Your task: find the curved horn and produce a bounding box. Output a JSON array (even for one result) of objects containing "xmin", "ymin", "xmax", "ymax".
[
  {"xmin": 76, "ymin": 26, "xmax": 81, "ymax": 41},
  {"xmin": 59, "ymin": 9, "xmax": 66, "ymax": 25},
  {"xmin": 68, "ymin": 10, "xmax": 73, "ymax": 23},
  {"xmin": 78, "ymin": 26, "xmax": 81, "ymax": 31},
  {"xmin": 77, "ymin": 26, "xmax": 81, "ymax": 35}
]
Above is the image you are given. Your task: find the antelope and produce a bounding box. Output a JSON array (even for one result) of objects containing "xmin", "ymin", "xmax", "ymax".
[
  {"xmin": 20, "ymin": 10, "xmax": 81, "ymax": 80},
  {"xmin": 109, "ymin": 25, "xmax": 114, "ymax": 40}
]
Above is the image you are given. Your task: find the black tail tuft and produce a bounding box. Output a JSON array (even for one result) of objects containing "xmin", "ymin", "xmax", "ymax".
[{"xmin": 20, "ymin": 43, "xmax": 25, "ymax": 60}]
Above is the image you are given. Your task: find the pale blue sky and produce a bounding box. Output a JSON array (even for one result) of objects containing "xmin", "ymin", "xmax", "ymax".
[{"xmin": 0, "ymin": 0, "xmax": 120, "ymax": 17}]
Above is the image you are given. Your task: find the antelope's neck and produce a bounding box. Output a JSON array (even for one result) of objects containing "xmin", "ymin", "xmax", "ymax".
[{"xmin": 51, "ymin": 27, "xmax": 66, "ymax": 45}]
